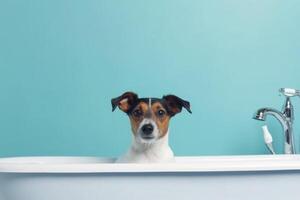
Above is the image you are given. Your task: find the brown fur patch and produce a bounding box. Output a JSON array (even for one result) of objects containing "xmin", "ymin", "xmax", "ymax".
[
  {"xmin": 151, "ymin": 102, "xmax": 170, "ymax": 138},
  {"xmin": 129, "ymin": 102, "xmax": 149, "ymax": 135}
]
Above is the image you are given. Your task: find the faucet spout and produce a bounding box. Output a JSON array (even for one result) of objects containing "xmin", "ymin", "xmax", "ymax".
[
  {"xmin": 253, "ymin": 108, "xmax": 295, "ymax": 154},
  {"xmin": 254, "ymin": 108, "xmax": 285, "ymax": 122}
]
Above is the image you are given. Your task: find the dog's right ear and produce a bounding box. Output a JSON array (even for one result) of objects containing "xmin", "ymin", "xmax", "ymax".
[{"xmin": 111, "ymin": 92, "xmax": 138, "ymax": 113}]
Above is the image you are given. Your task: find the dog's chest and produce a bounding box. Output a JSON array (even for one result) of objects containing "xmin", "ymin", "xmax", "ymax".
[{"xmin": 117, "ymin": 145, "xmax": 174, "ymax": 163}]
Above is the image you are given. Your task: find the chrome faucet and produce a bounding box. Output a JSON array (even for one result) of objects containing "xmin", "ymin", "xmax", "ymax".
[{"xmin": 253, "ymin": 88, "xmax": 300, "ymax": 154}]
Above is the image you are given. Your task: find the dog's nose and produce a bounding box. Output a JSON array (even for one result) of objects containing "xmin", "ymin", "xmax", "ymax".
[{"xmin": 142, "ymin": 124, "xmax": 154, "ymax": 135}]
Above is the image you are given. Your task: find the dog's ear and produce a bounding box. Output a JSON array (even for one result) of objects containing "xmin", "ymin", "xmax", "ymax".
[
  {"xmin": 111, "ymin": 92, "xmax": 138, "ymax": 113},
  {"xmin": 162, "ymin": 95, "xmax": 192, "ymax": 116}
]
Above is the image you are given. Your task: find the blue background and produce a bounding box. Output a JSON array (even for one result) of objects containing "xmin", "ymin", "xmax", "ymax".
[{"xmin": 0, "ymin": 0, "xmax": 300, "ymax": 157}]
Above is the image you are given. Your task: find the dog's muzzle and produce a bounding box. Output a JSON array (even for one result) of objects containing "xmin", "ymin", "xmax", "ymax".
[{"xmin": 141, "ymin": 123, "xmax": 154, "ymax": 139}]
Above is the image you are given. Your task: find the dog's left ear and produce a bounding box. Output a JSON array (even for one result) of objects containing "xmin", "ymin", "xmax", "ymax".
[
  {"xmin": 163, "ymin": 95, "xmax": 192, "ymax": 116},
  {"xmin": 111, "ymin": 91, "xmax": 138, "ymax": 113}
]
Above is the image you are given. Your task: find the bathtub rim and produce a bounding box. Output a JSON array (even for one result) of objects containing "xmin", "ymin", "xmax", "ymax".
[{"xmin": 1, "ymin": 155, "xmax": 300, "ymax": 173}]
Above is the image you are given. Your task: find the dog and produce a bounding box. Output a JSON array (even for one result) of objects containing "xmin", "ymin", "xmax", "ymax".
[{"xmin": 111, "ymin": 91, "xmax": 192, "ymax": 163}]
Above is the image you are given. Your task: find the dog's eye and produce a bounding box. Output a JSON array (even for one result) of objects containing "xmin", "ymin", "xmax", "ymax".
[
  {"xmin": 157, "ymin": 109, "xmax": 166, "ymax": 117},
  {"xmin": 132, "ymin": 109, "xmax": 143, "ymax": 117}
]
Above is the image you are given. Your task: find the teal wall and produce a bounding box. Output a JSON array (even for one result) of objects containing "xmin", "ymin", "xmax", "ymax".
[{"xmin": 1, "ymin": 0, "xmax": 300, "ymax": 157}]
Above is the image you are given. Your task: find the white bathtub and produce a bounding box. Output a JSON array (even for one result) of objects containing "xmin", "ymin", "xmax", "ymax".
[{"xmin": 1, "ymin": 155, "xmax": 300, "ymax": 200}]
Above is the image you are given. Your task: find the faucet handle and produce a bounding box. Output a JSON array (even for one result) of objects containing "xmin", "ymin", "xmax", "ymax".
[{"xmin": 279, "ymin": 88, "xmax": 300, "ymax": 97}]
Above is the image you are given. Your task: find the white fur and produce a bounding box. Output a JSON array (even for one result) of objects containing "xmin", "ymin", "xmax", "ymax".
[
  {"xmin": 116, "ymin": 118, "xmax": 174, "ymax": 163},
  {"xmin": 116, "ymin": 131, "xmax": 174, "ymax": 163}
]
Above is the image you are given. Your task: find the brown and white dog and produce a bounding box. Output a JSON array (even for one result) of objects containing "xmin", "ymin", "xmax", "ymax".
[{"xmin": 111, "ymin": 92, "xmax": 192, "ymax": 163}]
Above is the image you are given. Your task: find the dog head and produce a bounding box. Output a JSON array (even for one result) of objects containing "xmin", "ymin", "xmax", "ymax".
[{"xmin": 112, "ymin": 92, "xmax": 192, "ymax": 144}]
